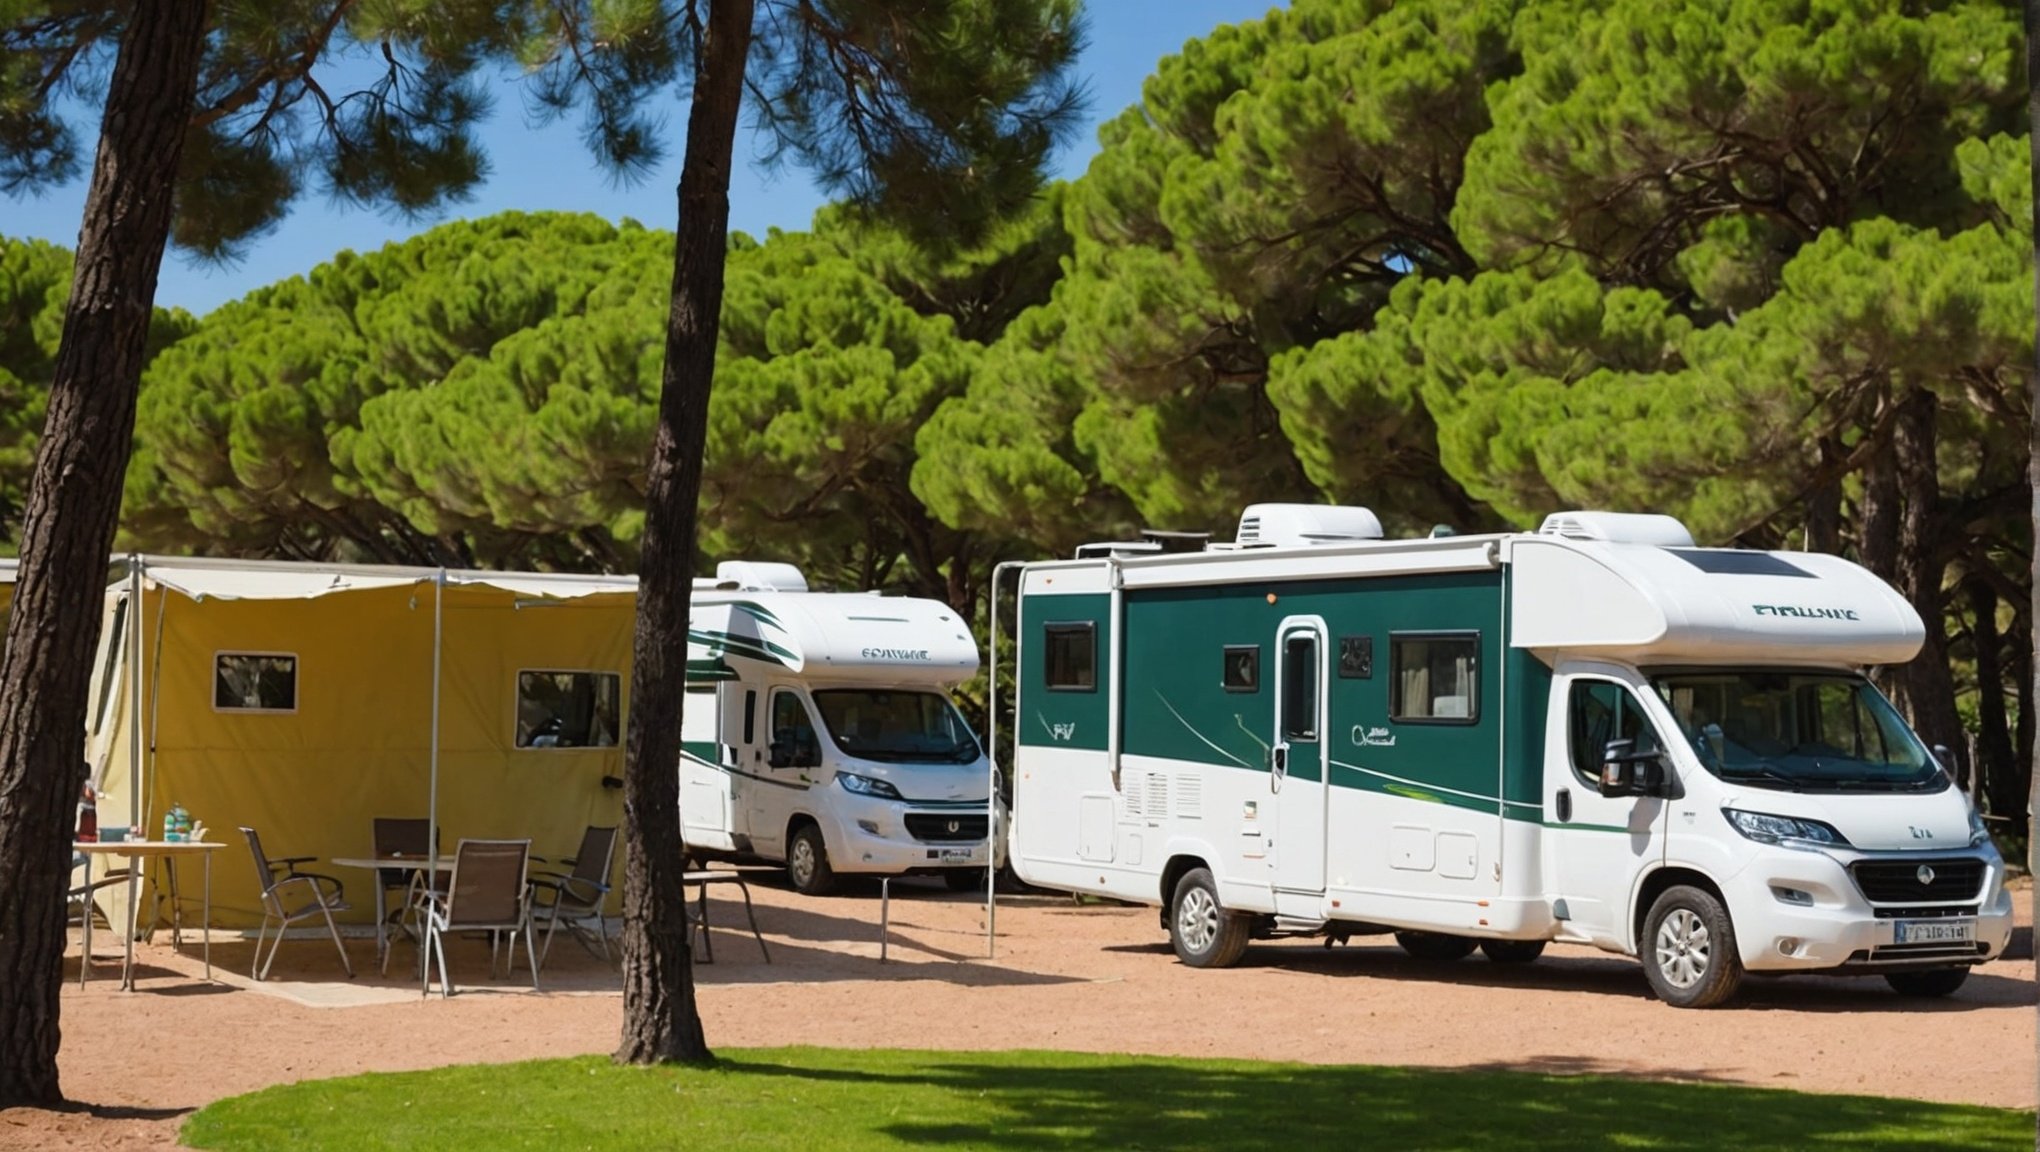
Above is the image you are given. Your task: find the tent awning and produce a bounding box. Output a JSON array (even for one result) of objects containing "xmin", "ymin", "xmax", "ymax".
[
  {"xmin": 135, "ymin": 559, "xmax": 638, "ymax": 603},
  {"xmin": 141, "ymin": 563, "xmax": 432, "ymax": 602},
  {"xmin": 442, "ymin": 571, "xmax": 637, "ymax": 599}
]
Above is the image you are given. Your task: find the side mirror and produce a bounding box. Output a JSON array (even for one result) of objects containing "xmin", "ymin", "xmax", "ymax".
[{"xmin": 1600, "ymin": 738, "xmax": 1666, "ymax": 798}]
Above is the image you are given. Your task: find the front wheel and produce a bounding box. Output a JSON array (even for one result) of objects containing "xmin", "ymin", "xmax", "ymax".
[
  {"xmin": 786, "ymin": 824, "xmax": 838, "ymax": 896},
  {"xmin": 1168, "ymin": 868, "xmax": 1249, "ymax": 968},
  {"xmin": 944, "ymin": 867, "xmax": 988, "ymax": 893},
  {"xmin": 1641, "ymin": 885, "xmax": 1743, "ymax": 1008},
  {"xmin": 1884, "ymin": 967, "xmax": 1970, "ymax": 998},
  {"xmin": 1395, "ymin": 931, "xmax": 1477, "ymax": 962}
]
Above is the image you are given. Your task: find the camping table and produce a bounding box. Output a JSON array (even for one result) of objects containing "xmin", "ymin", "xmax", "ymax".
[
  {"xmin": 681, "ymin": 870, "xmax": 771, "ymax": 964},
  {"xmin": 331, "ymin": 855, "xmax": 455, "ymax": 969},
  {"xmin": 72, "ymin": 840, "xmax": 225, "ymax": 990}
]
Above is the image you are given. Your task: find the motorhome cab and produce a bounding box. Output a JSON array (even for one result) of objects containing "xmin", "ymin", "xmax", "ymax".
[
  {"xmin": 679, "ymin": 561, "xmax": 999, "ymax": 894},
  {"xmin": 1004, "ymin": 505, "xmax": 2012, "ymax": 1007}
]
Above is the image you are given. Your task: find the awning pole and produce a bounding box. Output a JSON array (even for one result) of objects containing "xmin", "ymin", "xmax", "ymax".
[
  {"xmin": 428, "ymin": 570, "xmax": 445, "ymax": 896},
  {"xmin": 126, "ymin": 555, "xmax": 141, "ymax": 830},
  {"xmin": 986, "ymin": 561, "xmax": 1026, "ymax": 960}
]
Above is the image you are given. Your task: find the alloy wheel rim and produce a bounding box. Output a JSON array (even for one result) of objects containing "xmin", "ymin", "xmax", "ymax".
[
  {"xmin": 1178, "ymin": 887, "xmax": 1218, "ymax": 952},
  {"xmin": 1654, "ymin": 908, "xmax": 1710, "ymax": 990},
  {"xmin": 790, "ymin": 839, "xmax": 815, "ymax": 886}
]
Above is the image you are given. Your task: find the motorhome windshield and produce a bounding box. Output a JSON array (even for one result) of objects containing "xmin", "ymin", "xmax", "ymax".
[
  {"xmin": 813, "ymin": 689, "xmax": 980, "ymax": 764},
  {"xmin": 1649, "ymin": 670, "xmax": 1943, "ymax": 792}
]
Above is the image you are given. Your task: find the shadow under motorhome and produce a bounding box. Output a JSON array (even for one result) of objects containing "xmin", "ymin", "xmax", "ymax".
[{"xmin": 1004, "ymin": 504, "xmax": 2010, "ymax": 1008}]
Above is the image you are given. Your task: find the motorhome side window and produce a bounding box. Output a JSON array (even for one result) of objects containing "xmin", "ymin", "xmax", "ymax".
[
  {"xmin": 515, "ymin": 671, "xmax": 621, "ymax": 748},
  {"xmin": 1222, "ymin": 645, "xmax": 1260, "ymax": 693},
  {"xmin": 1567, "ymin": 680, "xmax": 1662, "ymax": 785},
  {"xmin": 214, "ymin": 653, "xmax": 297, "ymax": 713},
  {"xmin": 1043, "ymin": 622, "xmax": 1096, "ymax": 692},
  {"xmin": 769, "ymin": 689, "xmax": 820, "ymax": 767},
  {"xmin": 1389, "ymin": 634, "xmax": 1478, "ymax": 724},
  {"xmin": 1281, "ymin": 634, "xmax": 1318, "ymax": 740}
]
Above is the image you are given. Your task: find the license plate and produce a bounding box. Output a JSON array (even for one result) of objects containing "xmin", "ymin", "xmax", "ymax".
[
  {"xmin": 938, "ymin": 847, "xmax": 976, "ymax": 863},
  {"xmin": 1895, "ymin": 919, "xmax": 1974, "ymax": 945}
]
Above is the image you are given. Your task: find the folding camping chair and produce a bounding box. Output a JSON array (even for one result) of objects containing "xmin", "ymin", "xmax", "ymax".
[
  {"xmin": 528, "ymin": 825, "xmax": 618, "ymax": 971},
  {"xmin": 68, "ymin": 854, "xmax": 134, "ymax": 988},
  {"xmin": 242, "ymin": 826, "xmax": 353, "ymax": 981},
  {"xmin": 417, "ymin": 838, "xmax": 538, "ymax": 997}
]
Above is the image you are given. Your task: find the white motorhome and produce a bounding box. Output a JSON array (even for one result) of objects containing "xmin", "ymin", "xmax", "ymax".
[
  {"xmin": 1002, "ymin": 504, "xmax": 2012, "ymax": 1007},
  {"xmin": 679, "ymin": 561, "xmax": 998, "ymax": 894}
]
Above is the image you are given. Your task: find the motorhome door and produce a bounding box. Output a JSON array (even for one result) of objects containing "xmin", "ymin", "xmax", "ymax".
[
  {"xmin": 1271, "ymin": 617, "xmax": 1330, "ymax": 910},
  {"xmin": 1546, "ymin": 670, "xmax": 1670, "ymax": 949}
]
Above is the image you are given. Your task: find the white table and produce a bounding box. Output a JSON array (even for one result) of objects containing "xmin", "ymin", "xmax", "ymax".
[
  {"xmin": 332, "ymin": 855, "xmax": 454, "ymax": 969},
  {"xmin": 73, "ymin": 840, "xmax": 224, "ymax": 990}
]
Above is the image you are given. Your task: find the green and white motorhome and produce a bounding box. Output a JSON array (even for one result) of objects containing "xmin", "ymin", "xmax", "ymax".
[
  {"xmin": 679, "ymin": 562, "xmax": 998, "ymax": 894},
  {"xmin": 1003, "ymin": 505, "xmax": 2012, "ymax": 1007}
]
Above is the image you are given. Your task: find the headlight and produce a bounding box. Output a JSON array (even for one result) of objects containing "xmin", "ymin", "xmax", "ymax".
[
  {"xmin": 1723, "ymin": 809, "xmax": 1851, "ymax": 848},
  {"xmin": 1968, "ymin": 807, "xmax": 1991, "ymax": 849},
  {"xmin": 836, "ymin": 771, "xmax": 902, "ymax": 800}
]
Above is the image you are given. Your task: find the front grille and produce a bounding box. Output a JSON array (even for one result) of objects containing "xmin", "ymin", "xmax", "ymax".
[
  {"xmin": 1850, "ymin": 858, "xmax": 1984, "ymax": 904},
  {"xmin": 1872, "ymin": 904, "xmax": 1978, "ymax": 920},
  {"xmin": 905, "ymin": 813, "xmax": 987, "ymax": 842}
]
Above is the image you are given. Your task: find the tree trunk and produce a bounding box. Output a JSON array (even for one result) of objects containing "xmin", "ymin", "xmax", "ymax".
[
  {"xmin": 1968, "ymin": 577, "xmax": 2020, "ymax": 829},
  {"xmin": 2024, "ymin": 11, "xmax": 2039, "ymax": 1137},
  {"xmin": 0, "ymin": 0, "xmax": 209, "ymax": 1107},
  {"xmin": 1890, "ymin": 389, "xmax": 1964, "ymax": 755},
  {"xmin": 615, "ymin": 0, "xmax": 754, "ymax": 1067}
]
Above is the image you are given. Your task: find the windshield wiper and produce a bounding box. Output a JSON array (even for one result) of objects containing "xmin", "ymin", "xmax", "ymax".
[{"xmin": 1718, "ymin": 764, "xmax": 1798, "ymax": 789}]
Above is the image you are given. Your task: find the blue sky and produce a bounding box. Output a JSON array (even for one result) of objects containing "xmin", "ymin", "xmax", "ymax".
[{"xmin": 4, "ymin": 2, "xmax": 1283, "ymax": 317}]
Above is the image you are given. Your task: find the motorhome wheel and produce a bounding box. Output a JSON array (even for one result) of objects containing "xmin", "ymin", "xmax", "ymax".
[
  {"xmin": 1641, "ymin": 885, "xmax": 1744, "ymax": 1008},
  {"xmin": 944, "ymin": 867, "xmax": 988, "ymax": 893},
  {"xmin": 1394, "ymin": 931, "xmax": 1477, "ymax": 962},
  {"xmin": 1168, "ymin": 867, "xmax": 1249, "ymax": 968},
  {"xmin": 786, "ymin": 824, "xmax": 839, "ymax": 896},
  {"xmin": 1883, "ymin": 967, "xmax": 1970, "ymax": 998},
  {"xmin": 1479, "ymin": 938, "xmax": 1547, "ymax": 964}
]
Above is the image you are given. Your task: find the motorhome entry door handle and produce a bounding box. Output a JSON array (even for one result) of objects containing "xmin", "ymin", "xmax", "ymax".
[
  {"xmin": 1270, "ymin": 745, "xmax": 1287, "ymax": 792},
  {"xmin": 1555, "ymin": 788, "xmax": 1572, "ymax": 823}
]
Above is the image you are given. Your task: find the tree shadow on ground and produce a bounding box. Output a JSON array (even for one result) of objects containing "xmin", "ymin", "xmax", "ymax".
[{"xmin": 726, "ymin": 1050, "xmax": 2029, "ymax": 1152}]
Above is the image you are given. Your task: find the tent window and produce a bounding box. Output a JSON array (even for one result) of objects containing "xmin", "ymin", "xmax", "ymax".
[
  {"xmin": 516, "ymin": 670, "xmax": 621, "ymax": 749},
  {"xmin": 1389, "ymin": 633, "xmax": 1479, "ymax": 725},
  {"xmin": 214, "ymin": 653, "xmax": 297, "ymax": 713}
]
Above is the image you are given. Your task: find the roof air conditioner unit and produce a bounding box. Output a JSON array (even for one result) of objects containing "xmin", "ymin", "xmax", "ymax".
[
  {"xmin": 1234, "ymin": 503, "xmax": 1385, "ymax": 548},
  {"xmin": 714, "ymin": 560, "xmax": 809, "ymax": 593},
  {"xmin": 1536, "ymin": 511, "xmax": 1694, "ymax": 548}
]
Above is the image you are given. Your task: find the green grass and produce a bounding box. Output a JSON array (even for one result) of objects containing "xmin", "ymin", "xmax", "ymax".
[{"xmin": 180, "ymin": 1046, "xmax": 2034, "ymax": 1152}]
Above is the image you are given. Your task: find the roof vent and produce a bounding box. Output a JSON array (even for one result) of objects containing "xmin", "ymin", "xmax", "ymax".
[
  {"xmin": 713, "ymin": 560, "xmax": 808, "ymax": 593},
  {"xmin": 1536, "ymin": 511, "xmax": 1694, "ymax": 548},
  {"xmin": 1234, "ymin": 503, "xmax": 1384, "ymax": 548}
]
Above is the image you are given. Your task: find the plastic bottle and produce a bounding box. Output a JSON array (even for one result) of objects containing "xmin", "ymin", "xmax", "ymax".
[
  {"xmin": 164, "ymin": 803, "xmax": 186, "ymax": 843},
  {"xmin": 76, "ymin": 784, "xmax": 98, "ymax": 843}
]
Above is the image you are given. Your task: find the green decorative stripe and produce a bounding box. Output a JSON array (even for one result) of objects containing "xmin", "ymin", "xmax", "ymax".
[
  {"xmin": 682, "ymin": 746, "xmax": 813, "ymax": 792},
  {"xmin": 1541, "ymin": 820, "xmax": 1634, "ymax": 834},
  {"xmin": 690, "ymin": 627, "xmax": 793, "ymax": 668}
]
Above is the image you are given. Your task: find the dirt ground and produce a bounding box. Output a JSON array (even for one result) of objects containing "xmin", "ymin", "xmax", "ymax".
[{"xmin": 3, "ymin": 872, "xmax": 2034, "ymax": 1150}]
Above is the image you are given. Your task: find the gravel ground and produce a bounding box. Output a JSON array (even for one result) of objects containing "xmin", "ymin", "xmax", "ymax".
[{"xmin": 3, "ymin": 873, "xmax": 2032, "ymax": 1150}]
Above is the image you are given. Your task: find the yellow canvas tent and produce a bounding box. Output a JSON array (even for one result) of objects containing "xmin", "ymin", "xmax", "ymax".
[
  {"xmin": 91, "ymin": 557, "xmax": 635, "ymax": 929},
  {"xmin": 0, "ymin": 557, "xmax": 15, "ymax": 639}
]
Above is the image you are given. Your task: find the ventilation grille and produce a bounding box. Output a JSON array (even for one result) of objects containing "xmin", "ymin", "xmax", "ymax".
[
  {"xmin": 1124, "ymin": 774, "xmax": 1144, "ymax": 818},
  {"xmin": 1146, "ymin": 773, "xmax": 1169, "ymax": 820},
  {"xmin": 1237, "ymin": 516, "xmax": 1262, "ymax": 545},
  {"xmin": 1175, "ymin": 774, "xmax": 1202, "ymax": 819}
]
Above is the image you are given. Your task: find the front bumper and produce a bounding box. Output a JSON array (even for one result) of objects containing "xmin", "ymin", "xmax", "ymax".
[
  {"xmin": 822, "ymin": 793, "xmax": 1002, "ymax": 874},
  {"xmin": 1720, "ymin": 844, "xmax": 2012, "ymax": 972}
]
